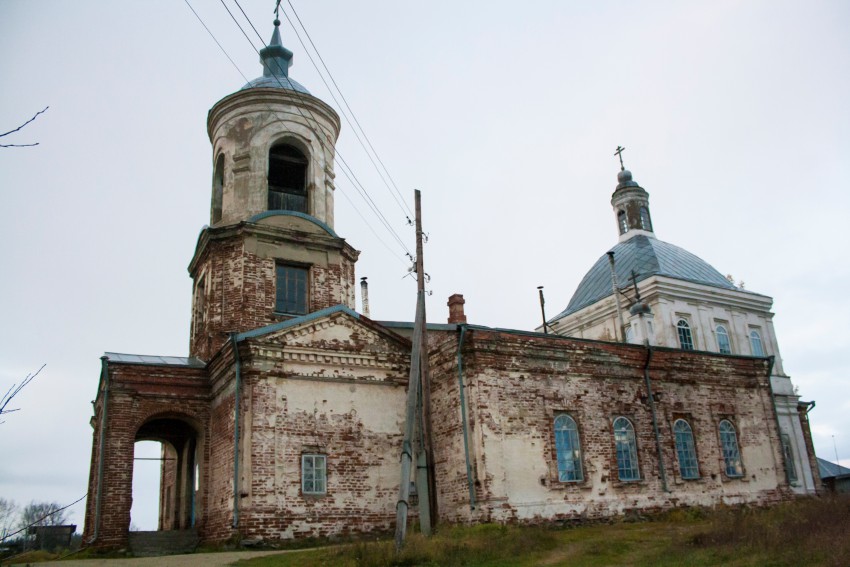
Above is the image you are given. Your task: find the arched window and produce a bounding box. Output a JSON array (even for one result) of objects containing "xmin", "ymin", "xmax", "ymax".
[
  {"xmin": 749, "ymin": 330, "xmax": 764, "ymax": 356},
  {"xmin": 625, "ymin": 325, "xmax": 635, "ymax": 343},
  {"xmin": 673, "ymin": 419, "xmax": 699, "ymax": 479},
  {"xmin": 719, "ymin": 420, "xmax": 743, "ymax": 477},
  {"xmin": 268, "ymin": 143, "xmax": 308, "ymax": 213},
  {"xmin": 617, "ymin": 210, "xmax": 628, "ymax": 235},
  {"xmin": 677, "ymin": 319, "xmax": 694, "ymax": 350},
  {"xmin": 716, "ymin": 325, "xmax": 731, "ymax": 354},
  {"xmin": 212, "ymin": 154, "xmax": 224, "ymax": 224},
  {"xmin": 639, "ymin": 206, "xmax": 652, "ymax": 231},
  {"xmin": 554, "ymin": 414, "xmax": 583, "ymax": 482},
  {"xmin": 613, "ymin": 417, "xmax": 640, "ymax": 481}
]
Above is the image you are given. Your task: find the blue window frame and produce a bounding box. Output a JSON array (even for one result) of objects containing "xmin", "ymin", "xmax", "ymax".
[
  {"xmin": 276, "ymin": 264, "xmax": 308, "ymax": 315},
  {"xmin": 673, "ymin": 419, "xmax": 699, "ymax": 479},
  {"xmin": 677, "ymin": 320, "xmax": 694, "ymax": 350},
  {"xmin": 301, "ymin": 454, "xmax": 326, "ymax": 495},
  {"xmin": 749, "ymin": 330, "xmax": 764, "ymax": 356},
  {"xmin": 719, "ymin": 420, "xmax": 743, "ymax": 477},
  {"xmin": 613, "ymin": 417, "xmax": 640, "ymax": 481},
  {"xmin": 554, "ymin": 414, "xmax": 583, "ymax": 482},
  {"xmin": 716, "ymin": 325, "xmax": 731, "ymax": 354}
]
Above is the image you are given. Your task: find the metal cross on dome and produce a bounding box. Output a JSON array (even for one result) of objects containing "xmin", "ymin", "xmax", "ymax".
[
  {"xmin": 614, "ymin": 146, "xmax": 626, "ymax": 171},
  {"xmin": 274, "ymin": 0, "xmax": 281, "ymax": 19}
]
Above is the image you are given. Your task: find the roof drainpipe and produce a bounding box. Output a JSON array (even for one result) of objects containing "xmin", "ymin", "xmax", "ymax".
[
  {"xmin": 456, "ymin": 324, "xmax": 475, "ymax": 511},
  {"xmin": 93, "ymin": 355, "xmax": 109, "ymax": 543},
  {"xmin": 643, "ymin": 347, "xmax": 668, "ymax": 492},
  {"xmin": 607, "ymin": 252, "xmax": 626, "ymax": 342},
  {"xmin": 230, "ymin": 333, "xmax": 242, "ymax": 529},
  {"xmin": 360, "ymin": 277, "xmax": 370, "ymax": 318},
  {"xmin": 763, "ymin": 355, "xmax": 792, "ymax": 484}
]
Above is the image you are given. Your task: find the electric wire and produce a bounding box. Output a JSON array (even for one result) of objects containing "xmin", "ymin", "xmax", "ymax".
[
  {"xmin": 234, "ymin": 0, "xmax": 413, "ymax": 220},
  {"xmin": 217, "ymin": 0, "xmax": 413, "ymax": 258},
  {"xmin": 183, "ymin": 0, "xmax": 411, "ymax": 264},
  {"xmin": 224, "ymin": 0, "xmax": 412, "ymax": 256},
  {"xmin": 286, "ymin": 0, "xmax": 413, "ymax": 219}
]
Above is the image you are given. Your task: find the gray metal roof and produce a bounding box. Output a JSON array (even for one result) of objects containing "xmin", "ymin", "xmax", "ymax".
[
  {"xmin": 818, "ymin": 457, "xmax": 850, "ymax": 479},
  {"xmin": 104, "ymin": 352, "xmax": 205, "ymax": 368},
  {"xmin": 553, "ymin": 235, "xmax": 737, "ymax": 320},
  {"xmin": 241, "ymin": 75, "xmax": 310, "ymax": 94}
]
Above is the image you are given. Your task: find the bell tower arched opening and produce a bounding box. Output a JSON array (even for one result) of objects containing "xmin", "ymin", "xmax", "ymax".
[
  {"xmin": 211, "ymin": 154, "xmax": 224, "ymax": 224},
  {"xmin": 268, "ymin": 143, "xmax": 308, "ymax": 213}
]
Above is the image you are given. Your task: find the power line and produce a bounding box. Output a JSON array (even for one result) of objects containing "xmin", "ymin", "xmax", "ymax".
[
  {"xmin": 239, "ymin": 0, "xmax": 411, "ymax": 221},
  {"xmin": 183, "ymin": 1, "xmax": 413, "ymax": 262},
  {"xmin": 218, "ymin": 0, "xmax": 414, "ymax": 257},
  {"xmin": 0, "ymin": 493, "xmax": 87, "ymax": 543},
  {"xmin": 285, "ymin": 0, "xmax": 413, "ymax": 219}
]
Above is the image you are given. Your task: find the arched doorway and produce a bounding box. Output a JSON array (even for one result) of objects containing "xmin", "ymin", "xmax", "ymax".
[{"xmin": 133, "ymin": 417, "xmax": 202, "ymax": 531}]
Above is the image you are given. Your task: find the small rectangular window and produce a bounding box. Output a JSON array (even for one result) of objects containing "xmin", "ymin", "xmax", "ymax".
[
  {"xmin": 302, "ymin": 454, "xmax": 327, "ymax": 495},
  {"xmin": 276, "ymin": 264, "xmax": 308, "ymax": 315}
]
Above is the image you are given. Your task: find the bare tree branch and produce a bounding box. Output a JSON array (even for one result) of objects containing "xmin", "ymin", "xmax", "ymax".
[
  {"xmin": 0, "ymin": 364, "xmax": 45, "ymax": 423},
  {"xmin": 0, "ymin": 106, "xmax": 49, "ymax": 148}
]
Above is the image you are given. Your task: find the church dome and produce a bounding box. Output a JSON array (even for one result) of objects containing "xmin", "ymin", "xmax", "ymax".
[
  {"xmin": 553, "ymin": 235, "xmax": 736, "ymax": 319},
  {"xmin": 240, "ymin": 18, "xmax": 310, "ymax": 94}
]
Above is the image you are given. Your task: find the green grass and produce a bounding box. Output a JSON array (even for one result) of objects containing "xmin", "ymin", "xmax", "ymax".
[{"xmin": 234, "ymin": 496, "xmax": 850, "ymax": 567}]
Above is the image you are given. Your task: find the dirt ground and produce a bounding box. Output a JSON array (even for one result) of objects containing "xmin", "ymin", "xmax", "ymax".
[{"xmin": 7, "ymin": 549, "xmax": 308, "ymax": 567}]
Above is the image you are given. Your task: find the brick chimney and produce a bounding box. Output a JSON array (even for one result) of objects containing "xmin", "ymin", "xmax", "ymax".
[{"xmin": 447, "ymin": 294, "xmax": 467, "ymax": 324}]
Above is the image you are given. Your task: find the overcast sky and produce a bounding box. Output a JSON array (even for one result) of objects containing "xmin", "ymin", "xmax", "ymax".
[{"xmin": 1, "ymin": 1, "xmax": 848, "ymax": 532}]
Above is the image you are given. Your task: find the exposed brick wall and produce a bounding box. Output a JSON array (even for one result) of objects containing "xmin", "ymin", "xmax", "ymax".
[
  {"xmin": 83, "ymin": 362, "xmax": 211, "ymax": 549},
  {"xmin": 87, "ymin": 319, "xmax": 799, "ymax": 549},
  {"xmin": 429, "ymin": 328, "xmax": 790, "ymax": 524},
  {"xmin": 189, "ymin": 225, "xmax": 358, "ymax": 361}
]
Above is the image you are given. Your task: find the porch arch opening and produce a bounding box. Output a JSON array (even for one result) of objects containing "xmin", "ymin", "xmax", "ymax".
[{"xmin": 131, "ymin": 416, "xmax": 202, "ymax": 532}]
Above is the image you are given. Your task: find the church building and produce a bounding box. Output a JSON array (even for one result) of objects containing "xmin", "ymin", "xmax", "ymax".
[{"xmin": 82, "ymin": 19, "xmax": 819, "ymax": 550}]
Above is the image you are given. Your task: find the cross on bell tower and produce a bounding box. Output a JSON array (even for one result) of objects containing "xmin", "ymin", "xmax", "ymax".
[{"xmin": 610, "ymin": 147, "xmax": 654, "ymax": 242}]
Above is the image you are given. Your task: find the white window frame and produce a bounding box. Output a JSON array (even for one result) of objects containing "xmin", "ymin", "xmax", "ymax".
[
  {"xmin": 715, "ymin": 324, "xmax": 732, "ymax": 354},
  {"xmin": 676, "ymin": 319, "xmax": 694, "ymax": 351},
  {"xmin": 749, "ymin": 328, "xmax": 765, "ymax": 356},
  {"xmin": 301, "ymin": 453, "xmax": 327, "ymax": 495}
]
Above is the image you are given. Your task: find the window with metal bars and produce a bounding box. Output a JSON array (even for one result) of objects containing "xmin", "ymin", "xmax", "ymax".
[
  {"xmin": 554, "ymin": 414, "xmax": 583, "ymax": 482},
  {"xmin": 719, "ymin": 420, "xmax": 743, "ymax": 477},
  {"xmin": 613, "ymin": 417, "xmax": 640, "ymax": 481},
  {"xmin": 674, "ymin": 419, "xmax": 699, "ymax": 479},
  {"xmin": 716, "ymin": 324, "xmax": 732, "ymax": 354},
  {"xmin": 275, "ymin": 264, "xmax": 308, "ymax": 315},
  {"xmin": 677, "ymin": 319, "xmax": 694, "ymax": 350},
  {"xmin": 268, "ymin": 144, "xmax": 308, "ymax": 213}
]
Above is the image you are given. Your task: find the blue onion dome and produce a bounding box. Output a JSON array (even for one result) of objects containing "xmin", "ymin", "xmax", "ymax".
[{"xmin": 241, "ymin": 19, "xmax": 310, "ymax": 94}]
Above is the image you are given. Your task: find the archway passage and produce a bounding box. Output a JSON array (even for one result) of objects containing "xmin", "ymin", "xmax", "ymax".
[{"xmin": 134, "ymin": 418, "xmax": 200, "ymax": 531}]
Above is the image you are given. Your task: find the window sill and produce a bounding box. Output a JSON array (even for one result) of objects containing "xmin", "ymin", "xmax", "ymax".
[{"xmin": 611, "ymin": 479, "xmax": 646, "ymax": 488}]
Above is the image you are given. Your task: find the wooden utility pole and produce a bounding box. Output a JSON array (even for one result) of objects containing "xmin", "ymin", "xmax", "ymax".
[
  {"xmin": 395, "ymin": 189, "xmax": 435, "ymax": 550},
  {"xmin": 414, "ymin": 190, "xmax": 437, "ymax": 530}
]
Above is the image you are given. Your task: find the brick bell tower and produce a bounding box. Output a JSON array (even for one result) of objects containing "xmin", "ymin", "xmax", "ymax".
[{"xmin": 189, "ymin": 18, "xmax": 359, "ymax": 361}]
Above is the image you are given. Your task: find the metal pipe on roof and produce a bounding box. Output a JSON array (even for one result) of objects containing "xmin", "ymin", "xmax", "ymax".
[
  {"xmin": 607, "ymin": 252, "xmax": 627, "ymax": 342},
  {"xmin": 360, "ymin": 277, "xmax": 370, "ymax": 318},
  {"xmin": 537, "ymin": 286, "xmax": 548, "ymax": 334}
]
